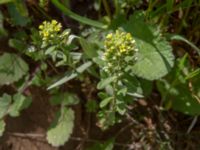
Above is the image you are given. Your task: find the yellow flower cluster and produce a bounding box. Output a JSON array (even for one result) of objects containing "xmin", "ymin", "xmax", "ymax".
[
  {"xmin": 103, "ymin": 30, "xmax": 138, "ymax": 74},
  {"xmin": 104, "ymin": 30, "xmax": 136, "ymax": 59},
  {"xmin": 39, "ymin": 20, "xmax": 62, "ymax": 41}
]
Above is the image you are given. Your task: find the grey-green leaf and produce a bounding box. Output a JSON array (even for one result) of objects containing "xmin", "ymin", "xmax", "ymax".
[
  {"xmin": 0, "ymin": 93, "xmax": 12, "ymax": 118},
  {"xmin": 123, "ymin": 12, "xmax": 174, "ymax": 80},
  {"xmin": 97, "ymin": 76, "xmax": 117, "ymax": 90},
  {"xmin": 100, "ymin": 97, "xmax": 113, "ymax": 108},
  {"xmin": 0, "ymin": 53, "xmax": 29, "ymax": 85},
  {"xmin": 47, "ymin": 72, "xmax": 77, "ymax": 90},
  {"xmin": 76, "ymin": 61, "xmax": 92, "ymax": 73},
  {"xmin": 8, "ymin": 93, "xmax": 32, "ymax": 117},
  {"xmin": 0, "ymin": 120, "xmax": 5, "ymax": 137},
  {"xmin": 47, "ymin": 108, "xmax": 74, "ymax": 147},
  {"xmin": 79, "ymin": 38, "xmax": 98, "ymax": 58},
  {"xmin": 50, "ymin": 93, "xmax": 79, "ymax": 106}
]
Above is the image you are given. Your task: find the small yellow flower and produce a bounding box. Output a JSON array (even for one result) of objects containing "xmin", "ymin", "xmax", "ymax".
[
  {"xmin": 39, "ymin": 25, "xmax": 44, "ymax": 30},
  {"xmin": 51, "ymin": 20, "xmax": 58, "ymax": 25},
  {"xmin": 103, "ymin": 29, "xmax": 137, "ymax": 73},
  {"xmin": 106, "ymin": 33, "xmax": 113, "ymax": 39},
  {"xmin": 43, "ymin": 31, "xmax": 49, "ymax": 37},
  {"xmin": 38, "ymin": 20, "xmax": 62, "ymax": 42}
]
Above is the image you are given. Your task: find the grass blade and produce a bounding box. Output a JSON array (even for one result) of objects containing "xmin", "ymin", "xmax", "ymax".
[{"xmin": 51, "ymin": 0, "xmax": 106, "ymax": 29}]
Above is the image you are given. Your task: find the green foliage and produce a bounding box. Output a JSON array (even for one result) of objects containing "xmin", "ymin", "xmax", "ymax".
[
  {"xmin": 0, "ymin": 93, "xmax": 32, "ymax": 136},
  {"xmin": 7, "ymin": 3, "xmax": 30, "ymax": 26},
  {"xmin": 0, "ymin": 0, "xmax": 12, "ymax": 5},
  {"xmin": 0, "ymin": 10, "xmax": 7, "ymax": 37},
  {"xmin": 0, "ymin": 120, "xmax": 5, "ymax": 137},
  {"xmin": 0, "ymin": 93, "xmax": 12, "ymax": 118},
  {"xmin": 8, "ymin": 93, "xmax": 32, "ymax": 117},
  {"xmin": 87, "ymin": 138, "xmax": 114, "ymax": 150},
  {"xmin": 51, "ymin": 0, "xmax": 106, "ymax": 29},
  {"xmin": 47, "ymin": 107, "xmax": 74, "ymax": 147},
  {"xmin": 168, "ymin": 34, "xmax": 200, "ymax": 55},
  {"xmin": 94, "ymin": 11, "xmax": 174, "ymax": 129},
  {"xmin": 0, "ymin": 53, "xmax": 28, "ymax": 85},
  {"xmin": 123, "ymin": 12, "xmax": 174, "ymax": 80},
  {"xmin": 157, "ymin": 55, "xmax": 200, "ymax": 115},
  {"xmin": 50, "ymin": 92, "xmax": 79, "ymax": 106},
  {"xmin": 0, "ymin": 0, "xmax": 199, "ymax": 148},
  {"xmin": 79, "ymin": 38, "xmax": 98, "ymax": 58},
  {"xmin": 47, "ymin": 61, "xmax": 92, "ymax": 90}
]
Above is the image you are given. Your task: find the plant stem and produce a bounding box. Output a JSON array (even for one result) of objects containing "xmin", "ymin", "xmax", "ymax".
[
  {"xmin": 102, "ymin": 0, "xmax": 111, "ymax": 19},
  {"xmin": 114, "ymin": 0, "xmax": 119, "ymax": 16}
]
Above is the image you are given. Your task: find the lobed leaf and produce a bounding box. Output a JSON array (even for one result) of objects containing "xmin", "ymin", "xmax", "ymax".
[
  {"xmin": 47, "ymin": 108, "xmax": 74, "ymax": 147},
  {"xmin": 0, "ymin": 53, "xmax": 28, "ymax": 85},
  {"xmin": 123, "ymin": 12, "xmax": 174, "ymax": 80}
]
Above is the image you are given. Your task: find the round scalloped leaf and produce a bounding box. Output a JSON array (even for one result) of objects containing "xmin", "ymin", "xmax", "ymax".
[
  {"xmin": 0, "ymin": 53, "xmax": 28, "ymax": 85},
  {"xmin": 47, "ymin": 108, "xmax": 74, "ymax": 147},
  {"xmin": 123, "ymin": 12, "xmax": 174, "ymax": 80}
]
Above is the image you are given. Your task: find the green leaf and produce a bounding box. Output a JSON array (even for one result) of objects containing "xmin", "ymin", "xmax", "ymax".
[
  {"xmin": 79, "ymin": 38, "xmax": 98, "ymax": 58},
  {"xmin": 157, "ymin": 79, "xmax": 200, "ymax": 115},
  {"xmin": 76, "ymin": 61, "xmax": 92, "ymax": 73},
  {"xmin": 87, "ymin": 138, "xmax": 114, "ymax": 150},
  {"xmin": 0, "ymin": 0, "xmax": 13, "ymax": 4},
  {"xmin": 0, "ymin": 120, "xmax": 5, "ymax": 137},
  {"xmin": 109, "ymin": 14, "xmax": 126, "ymax": 30},
  {"xmin": 97, "ymin": 76, "xmax": 117, "ymax": 89},
  {"xmin": 100, "ymin": 97, "xmax": 113, "ymax": 108},
  {"xmin": 9, "ymin": 39, "xmax": 27, "ymax": 52},
  {"xmin": 14, "ymin": 0, "xmax": 28, "ymax": 17},
  {"xmin": 157, "ymin": 58, "xmax": 200, "ymax": 115},
  {"xmin": 8, "ymin": 93, "xmax": 32, "ymax": 117},
  {"xmin": 0, "ymin": 10, "xmax": 7, "ymax": 37},
  {"xmin": 0, "ymin": 94, "xmax": 12, "ymax": 118},
  {"xmin": 7, "ymin": 3, "xmax": 30, "ymax": 26},
  {"xmin": 123, "ymin": 12, "xmax": 174, "ymax": 80},
  {"xmin": 47, "ymin": 72, "xmax": 77, "ymax": 90},
  {"xmin": 47, "ymin": 62, "xmax": 92, "ymax": 90},
  {"xmin": 45, "ymin": 46, "xmax": 57, "ymax": 55},
  {"xmin": 50, "ymin": 93, "xmax": 79, "ymax": 106},
  {"xmin": 47, "ymin": 108, "xmax": 74, "ymax": 147},
  {"xmin": 185, "ymin": 68, "xmax": 200, "ymax": 80},
  {"xmin": 0, "ymin": 53, "xmax": 29, "ymax": 85},
  {"xmin": 166, "ymin": 0, "xmax": 174, "ymax": 12}
]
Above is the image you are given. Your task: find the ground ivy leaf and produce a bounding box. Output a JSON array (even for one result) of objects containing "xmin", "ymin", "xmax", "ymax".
[
  {"xmin": 0, "ymin": 53, "xmax": 28, "ymax": 85},
  {"xmin": 123, "ymin": 12, "xmax": 174, "ymax": 80},
  {"xmin": 47, "ymin": 108, "xmax": 74, "ymax": 147},
  {"xmin": 0, "ymin": 93, "xmax": 12, "ymax": 118},
  {"xmin": 8, "ymin": 93, "xmax": 32, "ymax": 117}
]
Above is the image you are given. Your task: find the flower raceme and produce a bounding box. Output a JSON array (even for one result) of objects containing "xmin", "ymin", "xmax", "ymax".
[
  {"xmin": 39, "ymin": 20, "xmax": 62, "ymax": 41},
  {"xmin": 103, "ymin": 30, "xmax": 138, "ymax": 74}
]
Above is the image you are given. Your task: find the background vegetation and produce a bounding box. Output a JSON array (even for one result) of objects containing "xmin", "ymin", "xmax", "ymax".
[{"xmin": 0, "ymin": 0, "xmax": 200, "ymax": 149}]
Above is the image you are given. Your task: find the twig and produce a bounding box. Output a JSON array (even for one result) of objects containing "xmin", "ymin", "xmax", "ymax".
[
  {"xmin": 187, "ymin": 116, "xmax": 198, "ymax": 134},
  {"xmin": 115, "ymin": 122, "xmax": 134, "ymax": 138}
]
